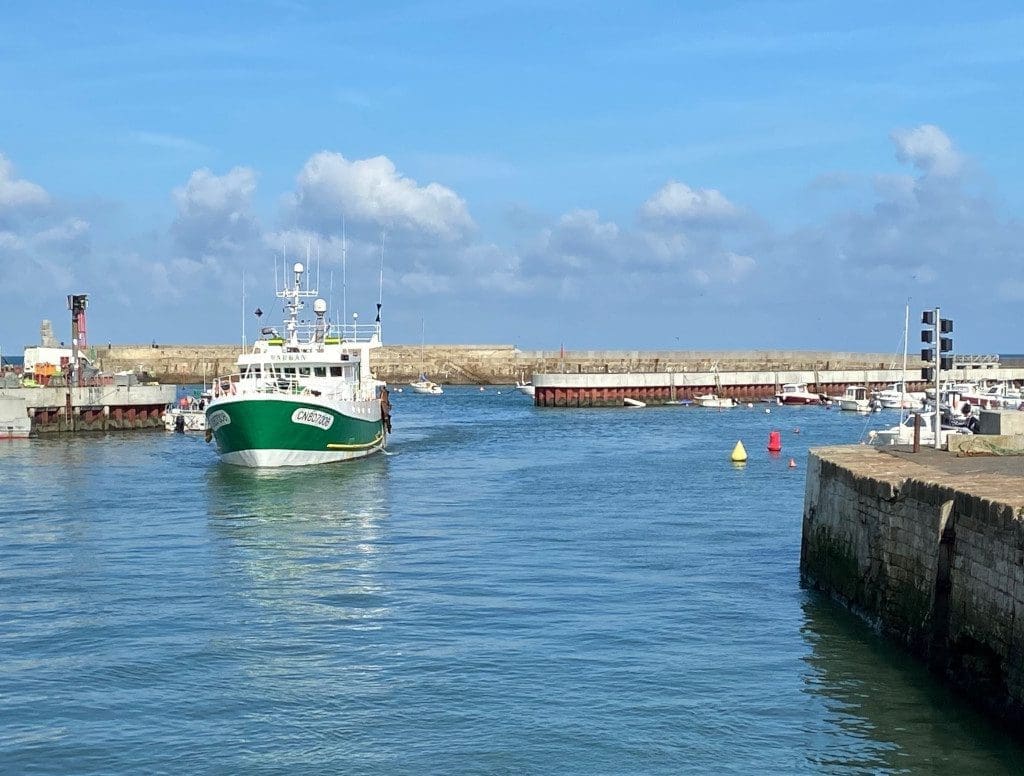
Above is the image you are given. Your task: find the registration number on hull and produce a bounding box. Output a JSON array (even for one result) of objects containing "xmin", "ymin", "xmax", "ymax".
[{"xmin": 291, "ymin": 408, "xmax": 335, "ymax": 430}]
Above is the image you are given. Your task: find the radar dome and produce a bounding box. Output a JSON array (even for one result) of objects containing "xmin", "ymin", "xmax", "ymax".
[
  {"xmin": 293, "ymin": 262, "xmax": 304, "ymax": 274},
  {"xmin": 313, "ymin": 299, "xmax": 327, "ymax": 314}
]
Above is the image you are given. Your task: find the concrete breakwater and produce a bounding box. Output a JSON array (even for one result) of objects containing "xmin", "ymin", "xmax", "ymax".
[
  {"xmin": 96, "ymin": 343, "xmax": 973, "ymax": 386},
  {"xmin": 0, "ymin": 384, "xmax": 175, "ymax": 433},
  {"xmin": 801, "ymin": 445, "xmax": 1024, "ymax": 729}
]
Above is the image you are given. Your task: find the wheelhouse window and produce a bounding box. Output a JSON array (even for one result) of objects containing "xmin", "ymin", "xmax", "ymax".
[
  {"xmin": 283, "ymin": 367, "xmax": 296, "ymax": 376},
  {"xmin": 329, "ymin": 366, "xmax": 343, "ymax": 377},
  {"xmin": 314, "ymin": 367, "xmax": 326, "ymax": 377},
  {"xmin": 298, "ymin": 367, "xmax": 311, "ymax": 376}
]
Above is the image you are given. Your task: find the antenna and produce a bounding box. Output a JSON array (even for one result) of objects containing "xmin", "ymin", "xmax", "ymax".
[
  {"xmin": 316, "ymin": 241, "xmax": 321, "ymax": 295},
  {"xmin": 329, "ymin": 270, "xmax": 335, "ymax": 333},
  {"xmin": 377, "ymin": 230, "xmax": 385, "ymax": 328},
  {"xmin": 342, "ymin": 217, "xmax": 348, "ymax": 335},
  {"xmin": 305, "ymin": 239, "xmax": 311, "ymax": 293},
  {"xmin": 241, "ymin": 269, "xmax": 246, "ymax": 349}
]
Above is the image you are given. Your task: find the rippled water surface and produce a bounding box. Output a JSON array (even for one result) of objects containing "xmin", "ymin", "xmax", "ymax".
[{"xmin": 2, "ymin": 389, "xmax": 1023, "ymax": 774}]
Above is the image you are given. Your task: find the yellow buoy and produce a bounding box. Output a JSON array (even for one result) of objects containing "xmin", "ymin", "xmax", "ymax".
[{"xmin": 731, "ymin": 440, "xmax": 748, "ymax": 463}]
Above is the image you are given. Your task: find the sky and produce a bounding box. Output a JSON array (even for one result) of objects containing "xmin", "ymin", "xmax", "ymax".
[{"xmin": 1, "ymin": 1, "xmax": 1023, "ymax": 354}]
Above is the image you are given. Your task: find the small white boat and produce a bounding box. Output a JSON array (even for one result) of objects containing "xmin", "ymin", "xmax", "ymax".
[
  {"xmin": 163, "ymin": 391, "xmax": 212, "ymax": 431},
  {"xmin": 775, "ymin": 383, "xmax": 823, "ymax": 405},
  {"xmin": 623, "ymin": 397, "xmax": 646, "ymax": 408},
  {"xmin": 695, "ymin": 393, "xmax": 736, "ymax": 408},
  {"xmin": 836, "ymin": 385, "xmax": 871, "ymax": 412},
  {"xmin": 409, "ymin": 375, "xmax": 443, "ymax": 395},
  {"xmin": 867, "ymin": 411, "xmax": 972, "ymax": 447},
  {"xmin": 516, "ymin": 379, "xmax": 535, "ymax": 397},
  {"xmin": 874, "ymin": 382, "xmax": 925, "ymax": 410},
  {"xmin": 162, "ymin": 406, "xmax": 208, "ymax": 432},
  {"xmin": 961, "ymin": 381, "xmax": 1024, "ymax": 410}
]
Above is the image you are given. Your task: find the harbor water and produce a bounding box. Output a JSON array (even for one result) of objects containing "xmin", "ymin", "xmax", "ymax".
[{"xmin": 2, "ymin": 390, "xmax": 1023, "ymax": 774}]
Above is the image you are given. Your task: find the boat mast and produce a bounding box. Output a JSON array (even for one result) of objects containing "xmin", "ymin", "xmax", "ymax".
[
  {"xmin": 377, "ymin": 230, "xmax": 385, "ymax": 339},
  {"xmin": 241, "ymin": 269, "xmax": 246, "ymax": 349},
  {"xmin": 900, "ymin": 300, "xmax": 909, "ymax": 421},
  {"xmin": 342, "ymin": 217, "xmax": 347, "ymax": 338}
]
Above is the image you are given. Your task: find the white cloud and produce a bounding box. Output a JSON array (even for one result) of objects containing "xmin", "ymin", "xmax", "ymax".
[
  {"xmin": 639, "ymin": 181, "xmax": 739, "ymax": 224},
  {"xmin": 891, "ymin": 124, "xmax": 962, "ymax": 177},
  {"xmin": 287, "ymin": 152, "xmax": 473, "ymax": 240},
  {"xmin": 0, "ymin": 153, "xmax": 50, "ymax": 214},
  {"xmin": 171, "ymin": 166, "xmax": 259, "ymax": 256},
  {"xmin": 0, "ymin": 152, "xmax": 90, "ymax": 301}
]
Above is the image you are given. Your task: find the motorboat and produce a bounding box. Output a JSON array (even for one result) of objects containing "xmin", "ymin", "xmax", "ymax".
[
  {"xmin": 162, "ymin": 406, "xmax": 208, "ymax": 432},
  {"xmin": 409, "ymin": 375, "xmax": 444, "ymax": 395},
  {"xmin": 836, "ymin": 385, "xmax": 871, "ymax": 412},
  {"xmin": 163, "ymin": 391, "xmax": 212, "ymax": 431},
  {"xmin": 867, "ymin": 411, "xmax": 972, "ymax": 447},
  {"xmin": 874, "ymin": 382, "xmax": 925, "ymax": 410},
  {"xmin": 775, "ymin": 383, "xmax": 823, "ymax": 405},
  {"xmin": 960, "ymin": 382, "xmax": 1023, "ymax": 410},
  {"xmin": 695, "ymin": 393, "xmax": 736, "ymax": 408}
]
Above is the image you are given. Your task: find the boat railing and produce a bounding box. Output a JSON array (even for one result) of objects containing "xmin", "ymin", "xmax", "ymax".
[
  {"xmin": 211, "ymin": 374, "xmax": 359, "ymax": 401},
  {"xmin": 258, "ymin": 320, "xmax": 382, "ymax": 346}
]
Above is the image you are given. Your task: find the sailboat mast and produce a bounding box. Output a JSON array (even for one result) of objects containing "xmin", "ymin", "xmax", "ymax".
[{"xmin": 901, "ymin": 301, "xmax": 909, "ymax": 414}]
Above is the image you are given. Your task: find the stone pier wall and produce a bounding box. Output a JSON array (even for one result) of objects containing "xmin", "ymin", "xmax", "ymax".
[
  {"xmin": 801, "ymin": 446, "xmax": 1024, "ymax": 727},
  {"xmin": 94, "ymin": 343, "xmax": 942, "ymax": 385}
]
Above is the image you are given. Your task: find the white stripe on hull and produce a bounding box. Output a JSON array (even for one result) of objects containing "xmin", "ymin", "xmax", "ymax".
[{"xmin": 220, "ymin": 445, "xmax": 383, "ymax": 468}]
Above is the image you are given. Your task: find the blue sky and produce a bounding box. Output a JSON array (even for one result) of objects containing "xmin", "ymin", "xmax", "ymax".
[{"xmin": 1, "ymin": 1, "xmax": 1023, "ymax": 353}]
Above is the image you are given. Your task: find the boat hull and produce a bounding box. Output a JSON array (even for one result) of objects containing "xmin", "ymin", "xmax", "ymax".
[
  {"xmin": 776, "ymin": 396, "xmax": 821, "ymax": 405},
  {"xmin": 163, "ymin": 408, "xmax": 208, "ymax": 432},
  {"xmin": 838, "ymin": 399, "xmax": 871, "ymax": 412},
  {"xmin": 206, "ymin": 395, "xmax": 384, "ymax": 468},
  {"xmin": 409, "ymin": 381, "xmax": 443, "ymax": 395}
]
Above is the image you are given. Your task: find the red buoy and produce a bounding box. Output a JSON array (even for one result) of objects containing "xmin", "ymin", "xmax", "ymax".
[{"xmin": 768, "ymin": 430, "xmax": 782, "ymax": 453}]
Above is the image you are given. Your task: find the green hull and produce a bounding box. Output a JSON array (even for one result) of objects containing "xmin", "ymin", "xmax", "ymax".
[{"xmin": 206, "ymin": 396, "xmax": 384, "ymax": 467}]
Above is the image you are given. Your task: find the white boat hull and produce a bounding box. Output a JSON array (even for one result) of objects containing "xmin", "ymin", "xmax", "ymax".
[
  {"xmin": 838, "ymin": 398, "xmax": 871, "ymax": 412},
  {"xmin": 409, "ymin": 381, "xmax": 443, "ymax": 395},
  {"xmin": 696, "ymin": 394, "xmax": 736, "ymax": 408},
  {"xmin": 163, "ymin": 408, "xmax": 208, "ymax": 432},
  {"xmin": 220, "ymin": 446, "xmax": 380, "ymax": 467}
]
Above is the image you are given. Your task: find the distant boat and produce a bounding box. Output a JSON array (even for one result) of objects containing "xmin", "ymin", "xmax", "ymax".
[
  {"xmin": 874, "ymin": 382, "xmax": 925, "ymax": 410},
  {"xmin": 775, "ymin": 383, "xmax": 823, "ymax": 405},
  {"xmin": 516, "ymin": 378, "xmax": 535, "ymax": 397},
  {"xmin": 836, "ymin": 385, "xmax": 871, "ymax": 412},
  {"xmin": 409, "ymin": 374, "xmax": 443, "ymax": 395},
  {"xmin": 868, "ymin": 411, "xmax": 971, "ymax": 447},
  {"xmin": 695, "ymin": 393, "xmax": 736, "ymax": 409},
  {"xmin": 623, "ymin": 397, "xmax": 646, "ymax": 408},
  {"xmin": 163, "ymin": 405, "xmax": 208, "ymax": 432}
]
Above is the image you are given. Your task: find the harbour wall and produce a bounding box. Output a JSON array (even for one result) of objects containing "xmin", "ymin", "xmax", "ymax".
[
  {"xmin": 92, "ymin": 344, "xmax": 1002, "ymax": 387},
  {"xmin": 0, "ymin": 384, "xmax": 176, "ymax": 433},
  {"xmin": 801, "ymin": 445, "xmax": 1024, "ymax": 728}
]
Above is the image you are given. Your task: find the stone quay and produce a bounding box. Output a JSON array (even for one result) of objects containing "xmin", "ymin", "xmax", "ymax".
[{"xmin": 801, "ymin": 442, "xmax": 1024, "ymax": 732}]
